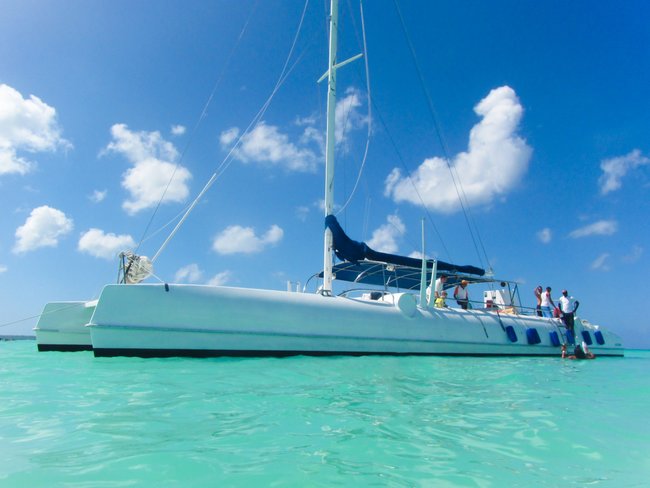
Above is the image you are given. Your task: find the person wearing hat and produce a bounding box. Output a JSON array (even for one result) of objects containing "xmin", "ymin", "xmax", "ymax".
[
  {"xmin": 558, "ymin": 289, "xmax": 580, "ymax": 332},
  {"xmin": 454, "ymin": 280, "xmax": 470, "ymax": 310}
]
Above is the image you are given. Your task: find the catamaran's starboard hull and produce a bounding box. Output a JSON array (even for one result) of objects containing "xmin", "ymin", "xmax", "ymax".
[
  {"xmin": 35, "ymin": 301, "xmax": 95, "ymax": 352},
  {"xmin": 88, "ymin": 284, "xmax": 624, "ymax": 358}
]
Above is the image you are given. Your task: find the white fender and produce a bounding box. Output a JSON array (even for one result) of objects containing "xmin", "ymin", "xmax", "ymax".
[{"xmin": 394, "ymin": 293, "xmax": 417, "ymax": 318}]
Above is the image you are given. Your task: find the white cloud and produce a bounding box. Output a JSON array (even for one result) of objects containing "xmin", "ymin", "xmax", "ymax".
[
  {"xmin": 13, "ymin": 205, "xmax": 73, "ymax": 254},
  {"xmin": 569, "ymin": 220, "xmax": 617, "ymax": 239},
  {"xmin": 295, "ymin": 114, "xmax": 318, "ymax": 126},
  {"xmin": 591, "ymin": 253, "xmax": 610, "ymax": 271},
  {"xmin": 335, "ymin": 87, "xmax": 368, "ymax": 145},
  {"xmin": 218, "ymin": 88, "xmax": 365, "ymax": 172},
  {"xmin": 174, "ymin": 263, "xmax": 204, "ymax": 283},
  {"xmin": 367, "ymin": 214, "xmax": 406, "ymax": 253},
  {"xmin": 537, "ymin": 227, "xmax": 552, "ymax": 244},
  {"xmin": 599, "ymin": 149, "xmax": 650, "ymax": 195},
  {"xmin": 171, "ymin": 125, "xmax": 186, "ymax": 136},
  {"xmin": 295, "ymin": 205, "xmax": 310, "ymax": 222},
  {"xmin": 408, "ymin": 251, "xmax": 436, "ymax": 260},
  {"xmin": 103, "ymin": 124, "xmax": 192, "ymax": 215},
  {"xmin": 78, "ymin": 228, "xmax": 136, "ymax": 260},
  {"xmin": 173, "ymin": 263, "xmax": 232, "ymax": 285},
  {"xmin": 220, "ymin": 127, "xmax": 240, "ymax": 147},
  {"xmin": 0, "ymin": 265, "xmax": 7, "ymax": 273},
  {"xmin": 222, "ymin": 121, "xmax": 317, "ymax": 172},
  {"xmin": 384, "ymin": 86, "xmax": 532, "ymax": 213},
  {"xmin": 622, "ymin": 245, "xmax": 643, "ymax": 263},
  {"xmin": 300, "ymin": 126, "xmax": 324, "ymax": 154},
  {"xmin": 89, "ymin": 189, "xmax": 107, "ymax": 203},
  {"xmin": 212, "ymin": 224, "xmax": 284, "ymax": 255},
  {"xmin": 0, "ymin": 83, "xmax": 71, "ymax": 176},
  {"xmin": 207, "ymin": 271, "xmax": 232, "ymax": 286}
]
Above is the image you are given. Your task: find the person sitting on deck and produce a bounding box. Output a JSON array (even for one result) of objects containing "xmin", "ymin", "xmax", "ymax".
[{"xmin": 435, "ymin": 291, "xmax": 448, "ymax": 308}]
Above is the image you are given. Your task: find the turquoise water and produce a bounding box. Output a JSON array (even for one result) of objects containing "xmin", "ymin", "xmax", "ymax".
[{"xmin": 1, "ymin": 341, "xmax": 648, "ymax": 487}]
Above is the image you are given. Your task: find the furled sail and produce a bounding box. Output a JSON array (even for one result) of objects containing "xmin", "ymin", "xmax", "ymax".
[{"xmin": 325, "ymin": 215, "xmax": 485, "ymax": 276}]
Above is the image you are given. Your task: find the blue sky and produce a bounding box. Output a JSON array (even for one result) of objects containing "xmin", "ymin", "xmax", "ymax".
[{"xmin": 1, "ymin": 0, "xmax": 649, "ymax": 347}]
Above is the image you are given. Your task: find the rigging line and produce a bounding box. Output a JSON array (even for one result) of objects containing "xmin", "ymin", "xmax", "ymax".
[
  {"xmin": 149, "ymin": 34, "xmax": 316, "ymax": 257},
  {"xmin": 369, "ymin": 98, "xmax": 453, "ymax": 263},
  {"xmin": 210, "ymin": 34, "xmax": 313, "ymax": 182},
  {"xmin": 0, "ymin": 285, "xmax": 105, "ymax": 329},
  {"xmin": 152, "ymin": 0, "xmax": 313, "ymax": 263},
  {"xmin": 134, "ymin": 0, "xmax": 260, "ymax": 255},
  {"xmin": 337, "ymin": 0, "xmax": 372, "ymax": 216},
  {"xmin": 206, "ymin": 1, "xmax": 314, "ymax": 182},
  {"xmin": 391, "ymin": 0, "xmax": 488, "ymax": 269}
]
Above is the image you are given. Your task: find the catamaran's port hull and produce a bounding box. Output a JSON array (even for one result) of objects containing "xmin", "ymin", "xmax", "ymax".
[
  {"xmin": 89, "ymin": 284, "xmax": 624, "ymax": 358},
  {"xmin": 35, "ymin": 301, "xmax": 95, "ymax": 352}
]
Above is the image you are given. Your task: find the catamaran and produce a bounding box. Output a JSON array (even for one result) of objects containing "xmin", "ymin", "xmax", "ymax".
[
  {"xmin": 85, "ymin": 0, "xmax": 624, "ymax": 358},
  {"xmin": 80, "ymin": 0, "xmax": 624, "ymax": 357},
  {"xmin": 34, "ymin": 301, "xmax": 95, "ymax": 351}
]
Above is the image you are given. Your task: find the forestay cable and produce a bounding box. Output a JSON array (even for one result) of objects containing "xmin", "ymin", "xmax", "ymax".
[
  {"xmin": 134, "ymin": 1, "xmax": 260, "ymax": 255},
  {"xmin": 152, "ymin": 0, "xmax": 313, "ymax": 263},
  {"xmin": 391, "ymin": 0, "xmax": 491, "ymax": 270},
  {"xmin": 336, "ymin": 0, "xmax": 372, "ymax": 216}
]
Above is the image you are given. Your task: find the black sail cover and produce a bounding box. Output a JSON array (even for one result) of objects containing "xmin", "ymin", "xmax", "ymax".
[{"xmin": 325, "ymin": 215, "xmax": 485, "ymax": 277}]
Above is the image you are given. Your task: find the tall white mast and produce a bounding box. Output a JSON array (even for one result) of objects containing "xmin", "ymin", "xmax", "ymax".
[{"xmin": 322, "ymin": 0, "xmax": 339, "ymax": 295}]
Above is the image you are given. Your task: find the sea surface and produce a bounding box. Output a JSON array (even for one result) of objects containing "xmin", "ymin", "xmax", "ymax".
[{"xmin": 0, "ymin": 341, "xmax": 648, "ymax": 487}]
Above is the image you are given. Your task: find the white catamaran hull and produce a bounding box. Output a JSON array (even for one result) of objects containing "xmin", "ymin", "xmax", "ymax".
[
  {"xmin": 35, "ymin": 301, "xmax": 96, "ymax": 351},
  {"xmin": 88, "ymin": 284, "xmax": 624, "ymax": 357}
]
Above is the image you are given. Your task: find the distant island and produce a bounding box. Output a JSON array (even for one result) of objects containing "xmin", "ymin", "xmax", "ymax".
[{"xmin": 0, "ymin": 335, "xmax": 35, "ymax": 341}]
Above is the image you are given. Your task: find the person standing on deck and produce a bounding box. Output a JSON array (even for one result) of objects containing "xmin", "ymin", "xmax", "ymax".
[
  {"xmin": 540, "ymin": 286, "xmax": 555, "ymax": 317},
  {"xmin": 534, "ymin": 285, "xmax": 543, "ymax": 316},
  {"xmin": 558, "ymin": 289, "xmax": 580, "ymax": 333},
  {"xmin": 454, "ymin": 280, "xmax": 470, "ymax": 309}
]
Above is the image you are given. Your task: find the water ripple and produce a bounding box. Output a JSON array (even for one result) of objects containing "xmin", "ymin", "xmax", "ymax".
[{"xmin": 0, "ymin": 342, "xmax": 649, "ymax": 487}]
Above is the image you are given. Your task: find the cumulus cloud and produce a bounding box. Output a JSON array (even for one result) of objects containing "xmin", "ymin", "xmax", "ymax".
[
  {"xmin": 599, "ymin": 149, "xmax": 650, "ymax": 195},
  {"xmin": 89, "ymin": 189, "xmax": 107, "ymax": 203},
  {"xmin": 212, "ymin": 224, "xmax": 283, "ymax": 255},
  {"xmin": 221, "ymin": 121, "xmax": 317, "ymax": 172},
  {"xmin": 13, "ymin": 205, "xmax": 73, "ymax": 253},
  {"xmin": 295, "ymin": 205, "xmax": 310, "ymax": 222},
  {"xmin": 590, "ymin": 253, "xmax": 610, "ymax": 271},
  {"xmin": 218, "ymin": 87, "xmax": 365, "ymax": 172},
  {"xmin": 171, "ymin": 125, "xmax": 186, "ymax": 136},
  {"xmin": 78, "ymin": 228, "xmax": 136, "ymax": 260},
  {"xmin": 103, "ymin": 124, "xmax": 192, "ymax": 215},
  {"xmin": 0, "ymin": 83, "xmax": 71, "ymax": 176},
  {"xmin": 173, "ymin": 264, "xmax": 232, "ymax": 286},
  {"xmin": 367, "ymin": 214, "xmax": 406, "ymax": 253},
  {"xmin": 335, "ymin": 87, "xmax": 368, "ymax": 145},
  {"xmin": 569, "ymin": 220, "xmax": 617, "ymax": 239},
  {"xmin": 384, "ymin": 86, "xmax": 532, "ymax": 213},
  {"xmin": 219, "ymin": 127, "xmax": 240, "ymax": 147},
  {"xmin": 622, "ymin": 245, "xmax": 643, "ymax": 264},
  {"xmin": 207, "ymin": 270, "xmax": 232, "ymax": 286},
  {"xmin": 537, "ymin": 227, "xmax": 552, "ymax": 244},
  {"xmin": 174, "ymin": 263, "xmax": 204, "ymax": 283}
]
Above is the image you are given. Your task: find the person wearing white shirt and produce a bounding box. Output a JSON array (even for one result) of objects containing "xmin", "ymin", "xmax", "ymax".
[
  {"xmin": 540, "ymin": 286, "xmax": 555, "ymax": 317},
  {"xmin": 426, "ymin": 274, "xmax": 448, "ymax": 303},
  {"xmin": 454, "ymin": 280, "xmax": 470, "ymax": 309},
  {"xmin": 558, "ymin": 289, "xmax": 579, "ymax": 332}
]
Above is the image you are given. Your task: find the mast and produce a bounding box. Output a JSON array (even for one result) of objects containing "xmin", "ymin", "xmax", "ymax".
[{"xmin": 322, "ymin": 0, "xmax": 339, "ymax": 295}]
